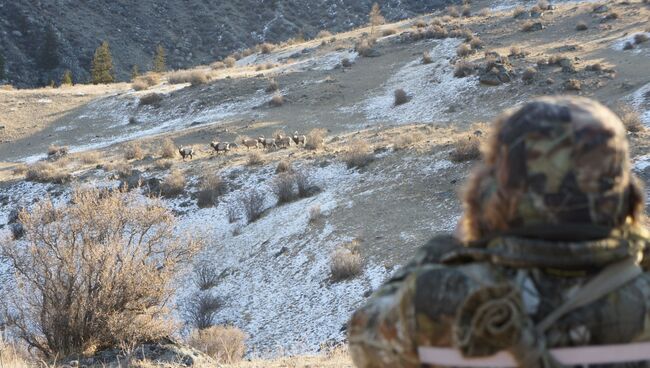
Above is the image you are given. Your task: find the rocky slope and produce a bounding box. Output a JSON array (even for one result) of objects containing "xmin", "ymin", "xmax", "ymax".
[{"xmin": 0, "ymin": 0, "xmax": 451, "ymax": 87}]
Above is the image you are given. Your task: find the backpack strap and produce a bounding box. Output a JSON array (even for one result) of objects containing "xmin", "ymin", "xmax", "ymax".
[{"xmin": 536, "ymin": 257, "xmax": 642, "ymax": 333}]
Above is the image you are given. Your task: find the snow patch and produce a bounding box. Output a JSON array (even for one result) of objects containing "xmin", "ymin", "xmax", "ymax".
[{"xmin": 612, "ymin": 32, "xmax": 650, "ymax": 53}]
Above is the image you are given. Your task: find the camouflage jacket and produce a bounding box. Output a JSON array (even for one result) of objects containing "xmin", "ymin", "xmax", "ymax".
[{"xmin": 348, "ymin": 224, "xmax": 650, "ymax": 368}]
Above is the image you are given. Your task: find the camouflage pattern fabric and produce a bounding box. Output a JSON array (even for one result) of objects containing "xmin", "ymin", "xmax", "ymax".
[{"xmin": 348, "ymin": 97, "xmax": 650, "ymax": 368}]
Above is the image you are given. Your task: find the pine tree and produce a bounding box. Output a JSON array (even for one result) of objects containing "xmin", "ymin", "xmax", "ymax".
[
  {"xmin": 0, "ymin": 51, "xmax": 5, "ymax": 80},
  {"xmin": 131, "ymin": 65, "xmax": 140, "ymax": 80},
  {"xmin": 61, "ymin": 70, "xmax": 73, "ymax": 86},
  {"xmin": 153, "ymin": 44, "xmax": 166, "ymax": 73},
  {"xmin": 369, "ymin": 3, "xmax": 385, "ymax": 36},
  {"xmin": 91, "ymin": 41, "xmax": 114, "ymax": 84},
  {"xmin": 39, "ymin": 26, "xmax": 60, "ymax": 70}
]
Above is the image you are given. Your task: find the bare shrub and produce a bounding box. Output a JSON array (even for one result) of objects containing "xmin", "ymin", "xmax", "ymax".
[
  {"xmin": 635, "ymin": 33, "xmax": 649, "ymax": 44},
  {"xmin": 1, "ymin": 188, "xmax": 198, "ymax": 357},
  {"xmin": 564, "ymin": 79, "xmax": 581, "ymax": 91},
  {"xmin": 306, "ymin": 128, "xmax": 327, "ymax": 150},
  {"xmin": 469, "ymin": 37, "xmax": 484, "ymax": 49},
  {"xmin": 260, "ymin": 43, "xmax": 274, "ymax": 54},
  {"xmin": 576, "ymin": 22, "xmax": 588, "ymax": 31},
  {"xmin": 12, "ymin": 163, "xmax": 28, "ymax": 176},
  {"xmin": 104, "ymin": 161, "xmax": 133, "ymax": 177},
  {"xmin": 616, "ymin": 104, "xmax": 644, "ymax": 132},
  {"xmin": 341, "ymin": 58, "xmax": 353, "ymax": 68},
  {"xmin": 168, "ymin": 70, "xmax": 192, "ymax": 84},
  {"xmin": 240, "ymin": 189, "xmax": 265, "ymax": 223},
  {"xmin": 422, "ymin": 52, "xmax": 433, "ymax": 64},
  {"xmin": 161, "ymin": 138, "xmax": 177, "ymax": 158},
  {"xmin": 247, "ymin": 152, "xmax": 264, "ymax": 166},
  {"xmin": 197, "ymin": 175, "xmax": 227, "ymax": 208},
  {"xmin": 188, "ymin": 326, "xmax": 247, "ymax": 364},
  {"xmin": 509, "ymin": 46, "xmax": 527, "ymax": 58},
  {"xmin": 624, "ymin": 42, "xmax": 635, "ymax": 50},
  {"xmin": 47, "ymin": 145, "xmax": 68, "ymax": 157},
  {"xmin": 78, "ymin": 151, "xmax": 101, "ymax": 165},
  {"xmin": 343, "ymin": 140, "xmax": 374, "ymax": 169},
  {"xmin": 224, "ymin": 57, "xmax": 236, "ymax": 68},
  {"xmin": 272, "ymin": 173, "xmax": 298, "ymax": 204},
  {"xmin": 605, "ymin": 11, "xmax": 619, "ymax": 20},
  {"xmin": 521, "ymin": 20, "xmax": 542, "ymax": 32},
  {"xmin": 382, "ymin": 28, "xmax": 397, "ymax": 36},
  {"xmin": 513, "ymin": 6, "xmax": 526, "ymax": 17},
  {"xmin": 393, "ymin": 132, "xmax": 425, "ymax": 150},
  {"xmin": 226, "ymin": 205, "xmax": 239, "ymax": 223},
  {"xmin": 124, "ymin": 142, "xmax": 144, "ymax": 160},
  {"xmin": 194, "ymin": 263, "xmax": 220, "ymax": 290},
  {"xmin": 394, "ymin": 88, "xmax": 410, "ymax": 106},
  {"xmin": 190, "ymin": 70, "xmax": 209, "ymax": 86},
  {"xmin": 461, "ymin": 5, "xmax": 472, "ymax": 16},
  {"xmin": 454, "ymin": 60, "xmax": 475, "ymax": 77},
  {"xmin": 25, "ymin": 162, "xmax": 70, "ymax": 184},
  {"xmin": 522, "ymin": 67, "xmax": 538, "ymax": 84},
  {"xmin": 355, "ymin": 38, "xmax": 377, "ymax": 57},
  {"xmin": 317, "ymin": 30, "xmax": 333, "ymax": 38},
  {"xmin": 478, "ymin": 8, "xmax": 490, "ymax": 16},
  {"xmin": 330, "ymin": 243, "xmax": 363, "ymax": 282},
  {"xmin": 276, "ymin": 160, "xmax": 293, "ymax": 174},
  {"xmin": 210, "ymin": 61, "xmax": 226, "ymax": 70},
  {"xmin": 448, "ymin": 5, "xmax": 460, "ymax": 17},
  {"xmin": 132, "ymin": 73, "xmax": 160, "ymax": 90},
  {"xmin": 266, "ymin": 79, "xmax": 279, "ymax": 93},
  {"xmin": 415, "ymin": 19, "xmax": 427, "ymax": 28},
  {"xmin": 450, "ymin": 137, "xmax": 481, "ymax": 162},
  {"xmin": 537, "ymin": 0, "xmax": 550, "ymax": 9},
  {"xmin": 587, "ymin": 63, "xmax": 603, "ymax": 72},
  {"xmin": 184, "ymin": 293, "xmax": 222, "ymax": 330},
  {"xmin": 161, "ymin": 169, "xmax": 186, "ymax": 197},
  {"xmin": 270, "ymin": 94, "xmax": 284, "ymax": 107},
  {"xmin": 139, "ymin": 93, "xmax": 163, "ymax": 106},
  {"xmin": 155, "ymin": 159, "xmax": 174, "ymax": 170},
  {"xmin": 309, "ymin": 205, "xmax": 322, "ymax": 223}
]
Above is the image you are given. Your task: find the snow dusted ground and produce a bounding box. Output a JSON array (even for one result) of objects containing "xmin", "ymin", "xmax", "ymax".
[
  {"xmin": 612, "ymin": 32, "xmax": 650, "ymax": 53},
  {"xmin": 350, "ymin": 38, "xmax": 479, "ymax": 124},
  {"xmin": 628, "ymin": 82, "xmax": 650, "ymax": 126}
]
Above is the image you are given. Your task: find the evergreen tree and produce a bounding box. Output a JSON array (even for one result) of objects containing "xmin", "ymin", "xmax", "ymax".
[
  {"xmin": 153, "ymin": 44, "xmax": 166, "ymax": 73},
  {"xmin": 131, "ymin": 65, "xmax": 140, "ymax": 80},
  {"xmin": 0, "ymin": 51, "xmax": 5, "ymax": 80},
  {"xmin": 369, "ymin": 3, "xmax": 385, "ymax": 36},
  {"xmin": 91, "ymin": 41, "xmax": 114, "ymax": 84},
  {"xmin": 39, "ymin": 26, "xmax": 60, "ymax": 70},
  {"xmin": 61, "ymin": 70, "xmax": 73, "ymax": 86}
]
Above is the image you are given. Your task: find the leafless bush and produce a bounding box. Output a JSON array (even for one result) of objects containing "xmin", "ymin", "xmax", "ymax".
[
  {"xmin": 522, "ymin": 67, "xmax": 538, "ymax": 84},
  {"xmin": 161, "ymin": 169, "xmax": 186, "ymax": 197},
  {"xmin": 317, "ymin": 30, "xmax": 333, "ymax": 38},
  {"xmin": 247, "ymin": 152, "xmax": 264, "ymax": 166},
  {"xmin": 187, "ymin": 326, "xmax": 247, "ymax": 364},
  {"xmin": 457, "ymin": 43, "xmax": 473, "ymax": 57},
  {"xmin": 393, "ymin": 132, "xmax": 425, "ymax": 150},
  {"xmin": 47, "ymin": 145, "xmax": 68, "ymax": 158},
  {"xmin": 454, "ymin": 60, "xmax": 475, "ymax": 77},
  {"xmin": 450, "ymin": 137, "xmax": 481, "ymax": 162},
  {"xmin": 343, "ymin": 140, "xmax": 374, "ymax": 169},
  {"xmin": 25, "ymin": 162, "xmax": 71, "ymax": 184},
  {"xmin": 461, "ymin": 5, "xmax": 472, "ymax": 16},
  {"xmin": 239, "ymin": 189, "xmax": 265, "ymax": 223},
  {"xmin": 139, "ymin": 93, "xmax": 163, "ymax": 106},
  {"xmin": 478, "ymin": 8, "xmax": 490, "ymax": 16},
  {"xmin": 295, "ymin": 170, "xmax": 316, "ymax": 198},
  {"xmin": 276, "ymin": 160, "xmax": 293, "ymax": 174},
  {"xmin": 12, "ymin": 163, "xmax": 28, "ymax": 176},
  {"xmin": 184, "ymin": 293, "xmax": 222, "ymax": 330},
  {"xmin": 509, "ymin": 46, "xmax": 527, "ymax": 58},
  {"xmin": 211, "ymin": 61, "xmax": 226, "ymax": 70},
  {"xmin": 576, "ymin": 22, "xmax": 588, "ymax": 31},
  {"xmin": 415, "ymin": 19, "xmax": 427, "ymax": 28},
  {"xmin": 224, "ymin": 57, "xmax": 236, "ymax": 68},
  {"xmin": 448, "ymin": 5, "xmax": 460, "ymax": 17},
  {"xmin": 537, "ymin": 0, "xmax": 550, "ymax": 9},
  {"xmin": 161, "ymin": 138, "xmax": 176, "ymax": 158},
  {"xmin": 564, "ymin": 79, "xmax": 581, "ymax": 91},
  {"xmin": 155, "ymin": 159, "xmax": 174, "ymax": 170},
  {"xmin": 78, "ymin": 151, "xmax": 101, "ymax": 165},
  {"xmin": 635, "ymin": 33, "xmax": 649, "ymax": 44},
  {"xmin": 422, "ymin": 52, "xmax": 433, "ymax": 64},
  {"xmin": 341, "ymin": 58, "xmax": 353, "ymax": 68},
  {"xmin": 355, "ymin": 38, "xmax": 377, "ymax": 57},
  {"xmin": 260, "ymin": 43, "xmax": 274, "ymax": 54},
  {"xmin": 469, "ymin": 37, "xmax": 484, "ymax": 49},
  {"xmin": 309, "ymin": 205, "xmax": 322, "ymax": 223},
  {"xmin": 190, "ymin": 70, "xmax": 210, "ymax": 86},
  {"xmin": 132, "ymin": 73, "xmax": 160, "ymax": 90},
  {"xmin": 226, "ymin": 204, "xmax": 239, "ymax": 223},
  {"xmin": 104, "ymin": 160, "xmax": 133, "ymax": 177},
  {"xmin": 124, "ymin": 141, "xmax": 144, "ymax": 160},
  {"xmin": 197, "ymin": 175, "xmax": 227, "ymax": 208},
  {"xmin": 624, "ymin": 42, "xmax": 635, "ymax": 50},
  {"xmin": 394, "ymin": 89, "xmax": 410, "ymax": 106},
  {"xmin": 429, "ymin": 24, "xmax": 448, "ymax": 38},
  {"xmin": 266, "ymin": 79, "xmax": 279, "ymax": 93},
  {"xmin": 272, "ymin": 173, "xmax": 298, "ymax": 204},
  {"xmin": 1, "ymin": 188, "xmax": 198, "ymax": 357},
  {"xmin": 306, "ymin": 128, "xmax": 327, "ymax": 150},
  {"xmin": 513, "ymin": 6, "xmax": 526, "ymax": 17},
  {"xmin": 330, "ymin": 243, "xmax": 363, "ymax": 282},
  {"xmin": 605, "ymin": 11, "xmax": 619, "ymax": 20},
  {"xmin": 616, "ymin": 104, "xmax": 644, "ymax": 132},
  {"xmin": 194, "ymin": 263, "xmax": 220, "ymax": 290},
  {"xmin": 270, "ymin": 94, "xmax": 284, "ymax": 107},
  {"xmin": 521, "ymin": 20, "xmax": 540, "ymax": 32},
  {"xmin": 382, "ymin": 28, "xmax": 397, "ymax": 36},
  {"xmin": 587, "ymin": 63, "xmax": 603, "ymax": 72}
]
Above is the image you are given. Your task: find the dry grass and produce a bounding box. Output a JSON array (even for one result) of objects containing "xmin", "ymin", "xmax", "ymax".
[
  {"xmin": 132, "ymin": 73, "xmax": 160, "ymax": 91},
  {"xmin": 12, "ymin": 163, "xmax": 28, "ymax": 176},
  {"xmin": 616, "ymin": 104, "xmax": 644, "ymax": 132},
  {"xmin": 197, "ymin": 174, "xmax": 227, "ymax": 208},
  {"xmin": 393, "ymin": 131, "xmax": 425, "ymax": 150},
  {"xmin": 564, "ymin": 79, "xmax": 581, "ymax": 91},
  {"xmin": 47, "ymin": 144, "xmax": 68, "ymax": 157},
  {"xmin": 469, "ymin": 37, "xmax": 484, "ymax": 49},
  {"xmin": 522, "ymin": 67, "xmax": 538, "ymax": 84},
  {"xmin": 247, "ymin": 152, "xmax": 264, "ymax": 166},
  {"xmin": 188, "ymin": 326, "xmax": 247, "ymax": 364},
  {"xmin": 275, "ymin": 160, "xmax": 293, "ymax": 174},
  {"xmin": 341, "ymin": 58, "xmax": 353, "ymax": 68},
  {"xmin": 394, "ymin": 89, "xmax": 410, "ymax": 106},
  {"xmin": 513, "ymin": 6, "xmax": 526, "ymax": 17},
  {"xmin": 330, "ymin": 242, "xmax": 363, "ymax": 282},
  {"xmin": 450, "ymin": 137, "xmax": 481, "ymax": 162},
  {"xmin": 414, "ymin": 19, "xmax": 427, "ymax": 28},
  {"xmin": 457, "ymin": 43, "xmax": 474, "ymax": 57},
  {"xmin": 0, "ymin": 188, "xmax": 197, "ymax": 357},
  {"xmin": 422, "ymin": 52, "xmax": 433, "ymax": 64},
  {"xmin": 77, "ymin": 151, "xmax": 101, "ymax": 165},
  {"xmin": 240, "ymin": 189, "xmax": 265, "ymax": 223},
  {"xmin": 154, "ymin": 159, "xmax": 174, "ymax": 170},
  {"xmin": 161, "ymin": 138, "xmax": 177, "ymax": 158},
  {"xmin": 317, "ymin": 30, "xmax": 333, "ymax": 38},
  {"xmin": 355, "ymin": 38, "xmax": 377, "ymax": 57},
  {"xmin": 309, "ymin": 204, "xmax": 322, "ymax": 223},
  {"xmin": 266, "ymin": 79, "xmax": 279, "ymax": 93},
  {"xmin": 635, "ymin": 33, "xmax": 649, "ymax": 44},
  {"xmin": 125, "ymin": 141, "xmax": 145, "ymax": 160},
  {"xmin": 306, "ymin": 128, "xmax": 327, "ymax": 150},
  {"xmin": 162, "ymin": 169, "xmax": 186, "ymax": 197},
  {"xmin": 260, "ymin": 43, "xmax": 275, "ymax": 54},
  {"xmin": 454, "ymin": 60, "xmax": 475, "ymax": 77},
  {"xmin": 222, "ymin": 347, "xmax": 351, "ymax": 367},
  {"xmin": 576, "ymin": 21, "xmax": 588, "ymax": 31},
  {"xmin": 462, "ymin": 5, "xmax": 472, "ymax": 17},
  {"xmin": 521, "ymin": 20, "xmax": 542, "ymax": 32},
  {"xmin": 104, "ymin": 160, "xmax": 133, "ymax": 177},
  {"xmin": 168, "ymin": 70, "xmax": 210, "ymax": 86},
  {"xmin": 272, "ymin": 173, "xmax": 298, "ymax": 204},
  {"xmin": 224, "ymin": 57, "xmax": 236, "ymax": 68},
  {"xmin": 382, "ymin": 27, "xmax": 397, "ymax": 36},
  {"xmin": 343, "ymin": 140, "xmax": 374, "ymax": 169},
  {"xmin": 447, "ymin": 5, "xmax": 460, "ymax": 17},
  {"xmin": 25, "ymin": 161, "xmax": 70, "ymax": 184}
]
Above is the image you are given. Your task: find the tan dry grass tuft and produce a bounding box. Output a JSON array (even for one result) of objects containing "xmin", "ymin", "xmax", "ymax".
[
  {"xmin": 25, "ymin": 161, "xmax": 71, "ymax": 184},
  {"xmin": 197, "ymin": 174, "xmax": 228, "ymax": 208},
  {"xmin": 247, "ymin": 152, "xmax": 264, "ymax": 166},
  {"xmin": 450, "ymin": 137, "xmax": 481, "ymax": 162},
  {"xmin": 270, "ymin": 94, "xmax": 284, "ymax": 107},
  {"xmin": 162, "ymin": 169, "xmax": 186, "ymax": 197},
  {"xmin": 161, "ymin": 138, "xmax": 177, "ymax": 159},
  {"xmin": 188, "ymin": 326, "xmax": 247, "ymax": 364},
  {"xmin": 616, "ymin": 104, "xmax": 644, "ymax": 132},
  {"xmin": 125, "ymin": 141, "xmax": 145, "ymax": 160},
  {"xmin": 306, "ymin": 128, "xmax": 327, "ymax": 150},
  {"xmin": 132, "ymin": 73, "xmax": 160, "ymax": 91},
  {"xmin": 330, "ymin": 242, "xmax": 363, "ymax": 282},
  {"xmin": 343, "ymin": 140, "xmax": 374, "ymax": 169},
  {"xmin": 394, "ymin": 89, "xmax": 410, "ymax": 106}
]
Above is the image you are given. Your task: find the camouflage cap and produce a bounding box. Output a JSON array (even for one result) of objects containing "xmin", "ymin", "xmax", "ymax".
[{"xmin": 461, "ymin": 96, "xmax": 643, "ymax": 240}]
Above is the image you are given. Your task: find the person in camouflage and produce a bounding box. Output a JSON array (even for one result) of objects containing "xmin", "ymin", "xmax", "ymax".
[{"xmin": 348, "ymin": 96, "xmax": 650, "ymax": 368}]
